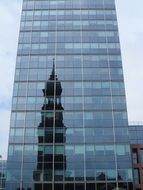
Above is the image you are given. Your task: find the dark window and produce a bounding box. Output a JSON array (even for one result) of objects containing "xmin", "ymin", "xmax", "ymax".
[
  {"xmin": 65, "ymin": 184, "xmax": 74, "ymax": 190},
  {"xmin": 43, "ymin": 184, "xmax": 52, "ymax": 190},
  {"xmin": 54, "ymin": 184, "xmax": 63, "ymax": 190},
  {"xmin": 86, "ymin": 183, "xmax": 95, "ymax": 190},
  {"xmin": 118, "ymin": 182, "xmax": 127, "ymax": 189},
  {"xmin": 35, "ymin": 183, "xmax": 42, "ymax": 190},
  {"xmin": 128, "ymin": 182, "xmax": 133, "ymax": 190},
  {"xmin": 75, "ymin": 184, "xmax": 85, "ymax": 190},
  {"xmin": 97, "ymin": 183, "xmax": 106, "ymax": 190},
  {"xmin": 107, "ymin": 183, "xmax": 116, "ymax": 190}
]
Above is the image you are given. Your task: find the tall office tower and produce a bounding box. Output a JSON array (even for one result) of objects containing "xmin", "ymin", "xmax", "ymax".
[{"xmin": 6, "ymin": 0, "xmax": 133, "ymax": 190}]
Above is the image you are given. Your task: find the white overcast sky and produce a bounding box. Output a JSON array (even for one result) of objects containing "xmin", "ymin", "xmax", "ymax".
[{"xmin": 0, "ymin": 0, "xmax": 143, "ymax": 159}]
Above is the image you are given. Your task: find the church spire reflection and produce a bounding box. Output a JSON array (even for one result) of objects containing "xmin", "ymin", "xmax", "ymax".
[{"xmin": 33, "ymin": 59, "xmax": 66, "ymax": 189}]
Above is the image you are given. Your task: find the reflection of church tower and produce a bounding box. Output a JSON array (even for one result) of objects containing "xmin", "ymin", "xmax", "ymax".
[{"xmin": 34, "ymin": 59, "xmax": 66, "ymax": 189}]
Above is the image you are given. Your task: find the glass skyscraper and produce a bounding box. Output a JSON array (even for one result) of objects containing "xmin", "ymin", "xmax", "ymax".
[{"xmin": 6, "ymin": 0, "xmax": 133, "ymax": 189}]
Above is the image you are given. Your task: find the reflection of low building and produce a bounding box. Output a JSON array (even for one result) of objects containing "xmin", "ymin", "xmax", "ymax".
[
  {"xmin": 33, "ymin": 60, "xmax": 66, "ymax": 189},
  {"xmin": 96, "ymin": 173, "xmax": 127, "ymax": 190},
  {"xmin": 0, "ymin": 160, "xmax": 6, "ymax": 190}
]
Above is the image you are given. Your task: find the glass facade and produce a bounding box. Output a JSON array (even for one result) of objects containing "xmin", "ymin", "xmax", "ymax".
[
  {"xmin": 0, "ymin": 160, "xmax": 6, "ymax": 190},
  {"xmin": 6, "ymin": 0, "xmax": 133, "ymax": 189}
]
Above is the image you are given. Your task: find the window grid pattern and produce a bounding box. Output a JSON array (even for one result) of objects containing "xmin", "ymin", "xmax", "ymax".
[{"xmin": 0, "ymin": 161, "xmax": 6, "ymax": 190}]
